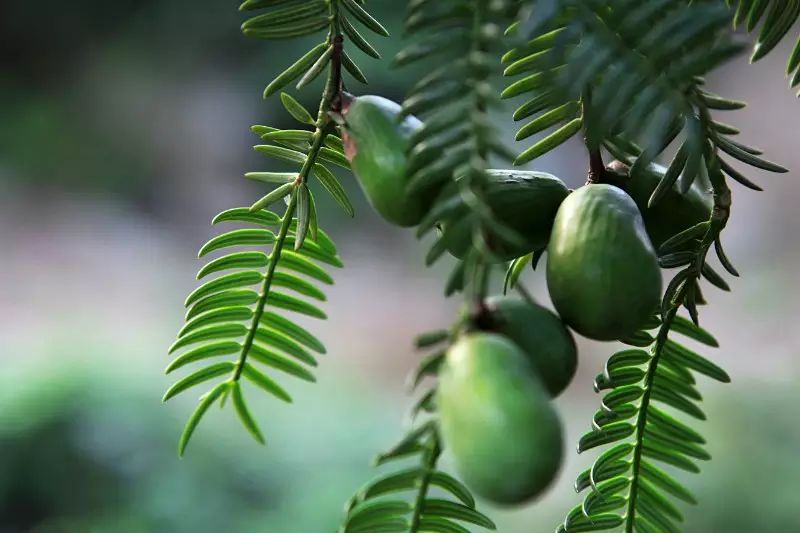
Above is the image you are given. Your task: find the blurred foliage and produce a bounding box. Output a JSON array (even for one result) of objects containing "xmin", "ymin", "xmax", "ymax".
[
  {"xmin": 0, "ymin": 0, "xmax": 411, "ymax": 209},
  {"xmin": 0, "ymin": 362, "xmax": 387, "ymax": 532},
  {"xmin": 0, "ymin": 361, "xmax": 797, "ymax": 532}
]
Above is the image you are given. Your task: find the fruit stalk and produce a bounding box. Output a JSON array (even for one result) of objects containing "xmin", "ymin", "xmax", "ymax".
[{"xmin": 582, "ymin": 88, "xmax": 606, "ymax": 184}]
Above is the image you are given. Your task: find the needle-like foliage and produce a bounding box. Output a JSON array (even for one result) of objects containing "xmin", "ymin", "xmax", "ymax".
[
  {"xmin": 164, "ymin": 0, "xmax": 385, "ymax": 455},
  {"xmin": 726, "ymin": 0, "xmax": 800, "ymax": 94},
  {"xmin": 398, "ymin": 0, "xmax": 528, "ymax": 298},
  {"xmin": 502, "ymin": 0, "xmax": 744, "ymax": 165}
]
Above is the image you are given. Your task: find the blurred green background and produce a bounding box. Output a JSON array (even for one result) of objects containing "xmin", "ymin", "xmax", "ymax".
[{"xmin": 2, "ymin": 2, "xmax": 799, "ymax": 532}]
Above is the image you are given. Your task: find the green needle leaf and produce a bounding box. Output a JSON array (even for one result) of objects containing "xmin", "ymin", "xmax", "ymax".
[{"xmin": 178, "ymin": 381, "xmax": 230, "ymax": 456}]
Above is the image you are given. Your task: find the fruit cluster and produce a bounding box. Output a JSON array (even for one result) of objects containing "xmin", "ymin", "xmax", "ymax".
[{"xmin": 339, "ymin": 94, "xmax": 712, "ymax": 505}]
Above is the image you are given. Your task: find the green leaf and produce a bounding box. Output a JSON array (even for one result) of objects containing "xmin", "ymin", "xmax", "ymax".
[
  {"xmin": 250, "ymin": 182, "xmax": 296, "ymax": 213},
  {"xmin": 179, "ymin": 306, "xmax": 254, "ymax": 338},
  {"xmin": 578, "ymin": 423, "xmax": 635, "ymax": 453},
  {"xmin": 716, "ymin": 136, "xmax": 787, "ymax": 173},
  {"xmin": 178, "ymin": 381, "xmax": 230, "ymax": 456},
  {"xmin": 344, "ymin": 500, "xmax": 412, "ymax": 530},
  {"xmin": 285, "ymin": 235, "xmax": 343, "ymax": 267},
  {"xmin": 279, "ymin": 251, "xmax": 334, "ymax": 283},
  {"xmin": 307, "ymin": 188, "xmax": 319, "ymax": 243},
  {"xmin": 420, "ymin": 499, "xmax": 496, "ymax": 529},
  {"xmin": 515, "ymin": 101, "xmax": 581, "ymax": 141},
  {"xmin": 249, "ymin": 343, "xmax": 316, "ymax": 382},
  {"xmin": 375, "ymin": 421, "xmax": 435, "ymax": 465},
  {"xmin": 254, "ymin": 326, "xmax": 317, "ymax": 366},
  {"xmin": 254, "ymin": 144, "xmax": 307, "ymax": 164},
  {"xmin": 593, "ymin": 404, "xmax": 638, "ymax": 427},
  {"xmin": 266, "ymin": 291, "xmax": 327, "ymax": 319},
  {"xmin": 280, "ymin": 92, "xmax": 316, "ymax": 125},
  {"xmin": 165, "ymin": 341, "xmax": 241, "ymax": 374},
  {"xmin": 577, "ymin": 443, "xmax": 632, "ymax": 492},
  {"xmin": 407, "ymin": 351, "xmax": 445, "ymax": 390},
  {"xmin": 606, "ymin": 349, "xmax": 650, "ymax": 373},
  {"xmin": 343, "ymin": 51, "xmax": 368, "ymax": 84},
  {"xmin": 242, "ymin": 16, "xmax": 329, "ymax": 40},
  {"xmin": 318, "ymin": 146, "xmax": 351, "ymax": 169},
  {"xmin": 260, "ymin": 311, "xmax": 325, "ymax": 353},
  {"xmin": 241, "ymin": 362, "xmax": 292, "ymax": 402},
  {"xmin": 640, "ymin": 460, "xmax": 698, "ymax": 505},
  {"xmin": 271, "ymin": 271, "xmax": 326, "ymax": 300},
  {"xmin": 351, "ymin": 467, "xmax": 423, "ymax": 503},
  {"xmin": 231, "ymin": 381, "xmax": 265, "ymax": 444},
  {"xmin": 199, "ymin": 229, "xmax": 277, "ymax": 256},
  {"xmin": 245, "ymin": 171, "xmax": 297, "ymax": 184},
  {"xmin": 297, "ymin": 43, "xmax": 334, "ymax": 89},
  {"xmin": 599, "ymin": 366, "xmax": 645, "ymax": 389},
  {"xmin": 503, "ymin": 253, "xmax": 532, "ymax": 294},
  {"xmin": 213, "ymin": 207, "xmax": 281, "ymax": 226},
  {"xmin": 294, "ymin": 185, "xmax": 311, "ymax": 250},
  {"xmin": 659, "ymin": 222, "xmax": 708, "ymax": 255},
  {"xmin": 341, "ymin": 0, "xmax": 390, "ymax": 37},
  {"xmin": 264, "ymin": 42, "xmax": 328, "ymax": 97},
  {"xmin": 701, "ymin": 262, "xmax": 731, "ymax": 291},
  {"xmin": 514, "ymin": 117, "xmax": 582, "ymax": 165},
  {"xmin": 341, "ymin": 15, "xmax": 381, "ymax": 58},
  {"xmin": 700, "ymin": 90, "xmax": 746, "ymax": 110},
  {"xmin": 714, "ymin": 237, "xmax": 740, "ymax": 278},
  {"xmin": 242, "ymin": 0, "xmax": 327, "ymax": 29},
  {"xmin": 645, "ymin": 425, "xmax": 710, "ymax": 460},
  {"xmin": 239, "ymin": 0, "xmax": 298, "ymax": 12},
  {"xmin": 429, "ymin": 471, "xmax": 476, "ymax": 508},
  {"xmin": 185, "ymin": 289, "xmax": 259, "ymax": 320},
  {"xmin": 717, "ymin": 157, "xmax": 763, "ymax": 191},
  {"xmin": 163, "ymin": 362, "xmax": 235, "ymax": 402},
  {"xmin": 602, "ymin": 385, "xmax": 644, "ymax": 410},
  {"xmin": 663, "ymin": 340, "xmax": 730, "ymax": 383},
  {"xmin": 260, "ymin": 130, "xmax": 314, "ymax": 144},
  {"xmin": 647, "ymin": 406, "xmax": 705, "ymax": 444},
  {"xmin": 185, "ymin": 271, "xmax": 264, "ymax": 307},
  {"xmin": 650, "ymin": 384, "xmax": 706, "ymax": 420},
  {"xmin": 561, "ymin": 512, "xmax": 624, "ymax": 532},
  {"xmin": 620, "ymin": 330, "xmax": 655, "ymax": 347},
  {"xmin": 414, "ymin": 330, "xmax": 449, "ymax": 349},
  {"xmin": 197, "ymin": 251, "xmax": 269, "ymax": 279},
  {"xmin": 417, "ymin": 517, "xmax": 470, "ymax": 533},
  {"xmin": 169, "ymin": 323, "xmax": 248, "ymax": 354}
]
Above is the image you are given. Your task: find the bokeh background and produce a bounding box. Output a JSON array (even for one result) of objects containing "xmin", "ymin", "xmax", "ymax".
[{"xmin": 2, "ymin": 2, "xmax": 799, "ymax": 532}]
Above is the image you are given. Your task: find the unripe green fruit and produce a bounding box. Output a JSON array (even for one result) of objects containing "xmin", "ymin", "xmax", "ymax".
[
  {"xmin": 547, "ymin": 184, "xmax": 662, "ymax": 341},
  {"xmin": 340, "ymin": 94, "xmax": 436, "ymax": 227},
  {"xmin": 609, "ymin": 160, "xmax": 712, "ymax": 250},
  {"xmin": 439, "ymin": 170, "xmax": 570, "ymax": 261},
  {"xmin": 483, "ymin": 296, "xmax": 577, "ymax": 397},
  {"xmin": 438, "ymin": 333, "xmax": 563, "ymax": 505}
]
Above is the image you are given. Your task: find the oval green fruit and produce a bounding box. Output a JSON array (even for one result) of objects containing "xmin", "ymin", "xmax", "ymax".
[
  {"xmin": 438, "ymin": 333, "xmax": 563, "ymax": 505},
  {"xmin": 609, "ymin": 161, "xmax": 712, "ymax": 250},
  {"xmin": 483, "ymin": 296, "xmax": 577, "ymax": 397},
  {"xmin": 439, "ymin": 170, "xmax": 570, "ymax": 261},
  {"xmin": 547, "ymin": 184, "xmax": 662, "ymax": 341},
  {"xmin": 341, "ymin": 94, "xmax": 435, "ymax": 227}
]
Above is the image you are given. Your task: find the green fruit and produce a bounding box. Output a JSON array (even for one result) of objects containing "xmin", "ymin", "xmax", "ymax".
[
  {"xmin": 547, "ymin": 184, "xmax": 662, "ymax": 341},
  {"xmin": 484, "ymin": 296, "xmax": 577, "ymax": 397},
  {"xmin": 439, "ymin": 170, "xmax": 570, "ymax": 261},
  {"xmin": 610, "ymin": 161, "xmax": 712, "ymax": 250},
  {"xmin": 341, "ymin": 94, "xmax": 435, "ymax": 227},
  {"xmin": 438, "ymin": 333, "xmax": 563, "ymax": 505}
]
